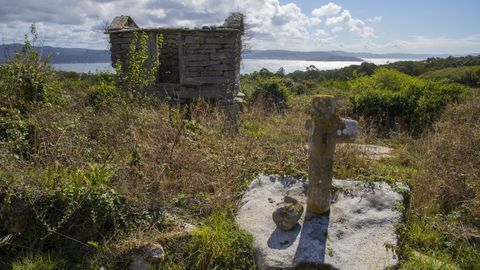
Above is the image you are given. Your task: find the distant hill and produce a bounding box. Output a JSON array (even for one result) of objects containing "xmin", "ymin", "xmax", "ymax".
[
  {"xmin": 244, "ymin": 50, "xmax": 454, "ymax": 61},
  {"xmin": 0, "ymin": 44, "xmax": 110, "ymax": 63},
  {"xmin": 327, "ymin": 50, "xmax": 452, "ymax": 59},
  {"xmin": 1, "ymin": 44, "xmax": 472, "ymax": 64},
  {"xmin": 243, "ymin": 50, "xmax": 363, "ymax": 61}
]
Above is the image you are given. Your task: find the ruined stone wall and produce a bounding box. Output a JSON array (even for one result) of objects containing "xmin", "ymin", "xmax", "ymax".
[
  {"xmin": 108, "ymin": 27, "xmax": 242, "ymax": 101},
  {"xmin": 181, "ymin": 30, "xmax": 241, "ymax": 99}
]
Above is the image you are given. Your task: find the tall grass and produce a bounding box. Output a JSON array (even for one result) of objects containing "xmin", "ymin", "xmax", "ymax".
[
  {"xmin": 399, "ymin": 90, "xmax": 480, "ymax": 269},
  {"xmin": 2, "ymin": 37, "xmax": 479, "ymax": 269}
]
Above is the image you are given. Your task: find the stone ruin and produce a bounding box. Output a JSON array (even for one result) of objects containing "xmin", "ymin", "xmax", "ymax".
[{"xmin": 106, "ymin": 13, "xmax": 244, "ymax": 103}]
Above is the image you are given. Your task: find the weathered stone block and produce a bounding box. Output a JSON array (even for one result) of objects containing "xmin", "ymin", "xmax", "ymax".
[
  {"xmin": 191, "ymin": 49, "xmax": 216, "ymax": 54},
  {"xmin": 111, "ymin": 49, "xmax": 128, "ymax": 55},
  {"xmin": 185, "ymin": 54, "xmax": 209, "ymax": 61},
  {"xmin": 221, "ymin": 58, "xmax": 236, "ymax": 65},
  {"xmin": 210, "ymin": 53, "xmax": 231, "ymax": 60},
  {"xmin": 218, "ymin": 49, "xmax": 235, "ymax": 53},
  {"xmin": 206, "ymin": 37, "xmax": 236, "ymax": 44},
  {"xmin": 163, "ymin": 34, "xmax": 177, "ymax": 39},
  {"xmin": 205, "ymin": 64, "xmax": 234, "ymax": 71},
  {"xmin": 185, "ymin": 36, "xmax": 205, "ymax": 44},
  {"xmin": 222, "ymin": 44, "xmax": 237, "ymax": 49},
  {"xmin": 187, "ymin": 60, "xmax": 221, "ymax": 67},
  {"xmin": 185, "ymin": 44, "xmax": 201, "ymax": 50},
  {"xmin": 200, "ymin": 44, "xmax": 223, "ymax": 50},
  {"xmin": 110, "ymin": 44, "xmax": 121, "ymax": 51},
  {"xmin": 223, "ymin": 71, "xmax": 235, "ymax": 78},
  {"xmin": 110, "ymin": 37, "xmax": 133, "ymax": 44},
  {"xmin": 184, "ymin": 76, "xmax": 227, "ymax": 85},
  {"xmin": 202, "ymin": 70, "xmax": 224, "ymax": 77},
  {"xmin": 111, "ymin": 33, "xmax": 133, "ymax": 39},
  {"xmin": 186, "ymin": 66, "xmax": 204, "ymax": 72},
  {"xmin": 185, "ymin": 71, "xmax": 201, "ymax": 77}
]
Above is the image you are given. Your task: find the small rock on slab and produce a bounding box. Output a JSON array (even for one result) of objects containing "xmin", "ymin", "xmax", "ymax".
[
  {"xmin": 236, "ymin": 174, "xmax": 409, "ymax": 270},
  {"xmin": 272, "ymin": 196, "xmax": 304, "ymax": 231}
]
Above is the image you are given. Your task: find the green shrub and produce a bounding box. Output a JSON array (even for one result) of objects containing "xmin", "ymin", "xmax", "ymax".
[
  {"xmin": 11, "ymin": 253, "xmax": 65, "ymax": 270},
  {"xmin": 398, "ymin": 214, "xmax": 480, "ymax": 270},
  {"xmin": 86, "ymin": 74, "xmax": 118, "ymax": 109},
  {"xmin": 291, "ymin": 82, "xmax": 311, "ymax": 95},
  {"xmin": 0, "ymin": 107, "xmax": 34, "ymax": 156},
  {"xmin": 0, "ymin": 165, "xmax": 162, "ymax": 265},
  {"xmin": 188, "ymin": 211, "xmax": 254, "ymax": 270},
  {"xmin": 349, "ymin": 68, "xmax": 466, "ymax": 135},
  {"xmin": 251, "ymin": 78, "xmax": 290, "ymax": 111},
  {"xmin": 386, "ymin": 55, "xmax": 480, "ymax": 76},
  {"xmin": 421, "ymin": 65, "xmax": 480, "ymax": 87},
  {"xmin": 1, "ymin": 24, "xmax": 54, "ymax": 104}
]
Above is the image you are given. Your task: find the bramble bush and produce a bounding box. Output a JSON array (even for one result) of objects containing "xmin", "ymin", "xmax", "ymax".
[
  {"xmin": 0, "ymin": 24, "xmax": 54, "ymax": 159},
  {"xmin": 0, "ymin": 107, "xmax": 34, "ymax": 156},
  {"xmin": 86, "ymin": 71, "xmax": 118, "ymax": 110},
  {"xmin": 1, "ymin": 24, "xmax": 54, "ymax": 105},
  {"xmin": 349, "ymin": 68, "xmax": 467, "ymax": 135},
  {"xmin": 0, "ymin": 164, "xmax": 162, "ymax": 264},
  {"xmin": 250, "ymin": 78, "xmax": 290, "ymax": 111}
]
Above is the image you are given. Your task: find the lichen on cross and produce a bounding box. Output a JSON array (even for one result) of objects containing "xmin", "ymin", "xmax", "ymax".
[{"xmin": 305, "ymin": 95, "xmax": 358, "ymax": 215}]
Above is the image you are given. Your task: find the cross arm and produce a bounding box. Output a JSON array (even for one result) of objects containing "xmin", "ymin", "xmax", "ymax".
[{"xmin": 335, "ymin": 118, "xmax": 358, "ymax": 143}]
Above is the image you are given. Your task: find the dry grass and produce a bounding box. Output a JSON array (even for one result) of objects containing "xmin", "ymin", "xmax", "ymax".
[
  {"xmin": 413, "ymin": 90, "xmax": 480, "ymax": 229},
  {"xmin": 396, "ymin": 90, "xmax": 480, "ymax": 269},
  {"xmin": 3, "ymin": 73, "xmax": 479, "ymax": 268},
  {"xmin": 4, "ymin": 91, "xmax": 311, "ymax": 214}
]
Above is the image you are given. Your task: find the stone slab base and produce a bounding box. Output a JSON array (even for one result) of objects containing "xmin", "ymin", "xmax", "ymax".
[{"xmin": 236, "ymin": 174, "xmax": 409, "ymax": 270}]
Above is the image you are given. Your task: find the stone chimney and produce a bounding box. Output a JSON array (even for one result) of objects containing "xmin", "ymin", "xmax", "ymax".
[{"xmin": 107, "ymin": 15, "xmax": 139, "ymax": 32}]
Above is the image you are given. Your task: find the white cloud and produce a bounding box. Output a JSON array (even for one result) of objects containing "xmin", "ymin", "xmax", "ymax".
[
  {"xmin": 1, "ymin": 0, "xmax": 476, "ymax": 54},
  {"xmin": 311, "ymin": 2, "xmax": 341, "ymax": 17},
  {"xmin": 309, "ymin": 17, "xmax": 322, "ymax": 25},
  {"xmin": 325, "ymin": 10, "xmax": 351, "ymax": 26},
  {"xmin": 314, "ymin": 29, "xmax": 329, "ymax": 38},
  {"xmin": 331, "ymin": 26, "xmax": 343, "ymax": 33},
  {"xmin": 325, "ymin": 10, "xmax": 375, "ymax": 38},
  {"xmin": 349, "ymin": 18, "xmax": 375, "ymax": 38},
  {"xmin": 375, "ymin": 35, "xmax": 480, "ymax": 53},
  {"xmin": 368, "ymin": 16, "xmax": 382, "ymax": 23},
  {"xmin": 308, "ymin": 35, "xmax": 480, "ymax": 54}
]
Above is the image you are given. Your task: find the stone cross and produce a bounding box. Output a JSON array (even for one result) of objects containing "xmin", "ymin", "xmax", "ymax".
[{"xmin": 306, "ymin": 95, "xmax": 358, "ymax": 215}]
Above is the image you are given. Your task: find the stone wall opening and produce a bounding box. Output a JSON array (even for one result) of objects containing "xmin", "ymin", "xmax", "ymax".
[{"xmin": 158, "ymin": 33, "xmax": 180, "ymax": 84}]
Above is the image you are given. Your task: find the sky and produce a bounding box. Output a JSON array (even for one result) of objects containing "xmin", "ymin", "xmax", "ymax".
[{"xmin": 0, "ymin": 0, "xmax": 479, "ymax": 54}]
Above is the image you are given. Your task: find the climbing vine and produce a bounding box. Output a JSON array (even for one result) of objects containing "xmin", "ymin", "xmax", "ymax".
[{"xmin": 115, "ymin": 32, "xmax": 163, "ymax": 96}]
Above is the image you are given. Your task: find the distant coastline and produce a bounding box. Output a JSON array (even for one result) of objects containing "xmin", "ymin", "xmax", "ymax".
[
  {"xmin": 243, "ymin": 50, "xmax": 363, "ymax": 61},
  {"xmin": 242, "ymin": 49, "xmax": 456, "ymax": 62},
  {"xmin": 2, "ymin": 44, "xmax": 467, "ymax": 64},
  {"xmin": 50, "ymin": 58, "xmax": 424, "ymax": 74},
  {"xmin": 0, "ymin": 44, "xmax": 111, "ymax": 64}
]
